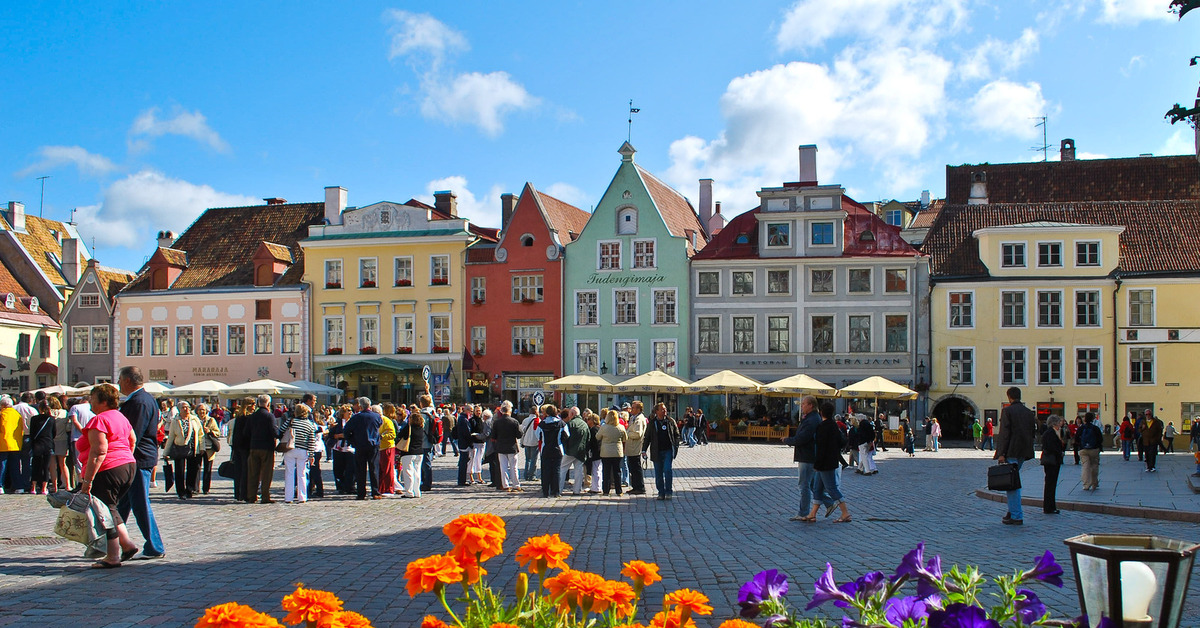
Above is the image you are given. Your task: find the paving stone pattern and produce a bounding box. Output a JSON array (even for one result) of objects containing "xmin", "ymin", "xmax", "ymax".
[{"xmin": 1, "ymin": 444, "xmax": 1198, "ymax": 627}]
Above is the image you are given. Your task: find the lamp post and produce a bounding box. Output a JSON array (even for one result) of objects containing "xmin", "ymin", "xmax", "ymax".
[
  {"xmin": 917, "ymin": 359, "xmax": 927, "ymax": 419},
  {"xmin": 1063, "ymin": 533, "xmax": 1199, "ymax": 627},
  {"xmin": 285, "ymin": 357, "xmax": 297, "ymax": 379}
]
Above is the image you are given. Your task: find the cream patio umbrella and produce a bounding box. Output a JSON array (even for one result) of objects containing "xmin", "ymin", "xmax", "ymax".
[
  {"xmin": 686, "ymin": 370, "xmax": 763, "ymax": 393},
  {"xmin": 162, "ymin": 379, "xmax": 229, "ymax": 397},
  {"xmin": 220, "ymin": 378, "xmax": 301, "ymax": 397},
  {"xmin": 141, "ymin": 381, "xmax": 174, "ymax": 396},
  {"xmin": 544, "ymin": 373, "xmax": 618, "ymax": 393},
  {"xmin": 761, "ymin": 373, "xmax": 838, "ymax": 397},
  {"xmin": 287, "ymin": 379, "xmax": 343, "ymax": 396},
  {"xmin": 612, "ymin": 370, "xmax": 691, "ymax": 394},
  {"xmin": 838, "ymin": 376, "xmax": 918, "ymax": 424}
]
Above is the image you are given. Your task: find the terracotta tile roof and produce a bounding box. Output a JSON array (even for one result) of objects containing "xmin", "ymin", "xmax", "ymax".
[
  {"xmin": 923, "ymin": 200, "xmax": 1200, "ymax": 278},
  {"xmin": 157, "ymin": 247, "xmax": 188, "ymax": 266},
  {"xmin": 908, "ymin": 199, "xmax": 945, "ymax": 229},
  {"xmin": 635, "ymin": 165, "xmax": 708, "ymax": 256},
  {"xmin": 530, "ymin": 185, "xmax": 590, "ymax": 242},
  {"xmin": 0, "ymin": 214, "xmax": 87, "ymax": 286},
  {"xmin": 694, "ymin": 195, "xmax": 921, "ymax": 260},
  {"xmin": 124, "ymin": 202, "xmax": 326, "ymax": 292},
  {"xmin": 945, "ymin": 155, "xmax": 1200, "ymax": 205},
  {"xmin": 0, "ymin": 261, "xmax": 38, "ymax": 316},
  {"xmin": 95, "ymin": 265, "xmax": 135, "ymax": 300},
  {"xmin": 260, "ymin": 242, "xmax": 294, "ymax": 263}
]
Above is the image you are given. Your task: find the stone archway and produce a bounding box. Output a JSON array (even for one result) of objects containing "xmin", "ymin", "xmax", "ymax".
[{"xmin": 931, "ymin": 394, "xmax": 980, "ymax": 441}]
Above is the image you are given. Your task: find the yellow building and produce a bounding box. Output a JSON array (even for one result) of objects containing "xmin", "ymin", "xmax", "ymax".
[{"xmin": 301, "ymin": 188, "xmax": 497, "ymax": 404}]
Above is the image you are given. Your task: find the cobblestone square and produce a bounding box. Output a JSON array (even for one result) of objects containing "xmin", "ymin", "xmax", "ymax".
[{"xmin": 1, "ymin": 442, "xmax": 1197, "ymax": 627}]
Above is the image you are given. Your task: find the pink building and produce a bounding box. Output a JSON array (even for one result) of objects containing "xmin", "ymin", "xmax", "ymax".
[{"xmin": 113, "ymin": 199, "xmax": 325, "ymax": 385}]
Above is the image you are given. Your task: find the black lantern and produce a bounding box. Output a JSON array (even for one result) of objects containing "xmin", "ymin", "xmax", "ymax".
[
  {"xmin": 1063, "ymin": 533, "xmax": 1199, "ymax": 627},
  {"xmin": 600, "ymin": 362, "xmax": 608, "ymax": 375}
]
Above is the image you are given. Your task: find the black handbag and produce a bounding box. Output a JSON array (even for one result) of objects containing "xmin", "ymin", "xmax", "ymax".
[
  {"xmin": 217, "ymin": 461, "xmax": 235, "ymax": 479},
  {"xmin": 987, "ymin": 462, "xmax": 1021, "ymax": 491}
]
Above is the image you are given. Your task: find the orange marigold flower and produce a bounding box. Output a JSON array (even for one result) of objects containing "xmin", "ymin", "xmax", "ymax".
[
  {"xmin": 569, "ymin": 571, "xmax": 614, "ymax": 613},
  {"xmin": 717, "ymin": 621, "xmax": 761, "ymax": 628},
  {"xmin": 514, "ymin": 533, "xmax": 573, "ymax": 575},
  {"xmin": 421, "ymin": 616, "xmax": 451, "ymax": 628},
  {"xmin": 606, "ymin": 580, "xmax": 637, "ymax": 618},
  {"xmin": 451, "ymin": 546, "xmax": 487, "ymax": 585},
  {"xmin": 648, "ymin": 609, "xmax": 697, "ymax": 628},
  {"xmin": 405, "ymin": 553, "xmax": 465, "ymax": 597},
  {"xmin": 318, "ymin": 611, "xmax": 373, "ymax": 628},
  {"xmin": 664, "ymin": 589, "xmax": 713, "ymax": 616},
  {"xmin": 281, "ymin": 584, "xmax": 344, "ymax": 625},
  {"xmin": 442, "ymin": 513, "xmax": 506, "ymax": 562},
  {"xmin": 621, "ymin": 560, "xmax": 662, "ymax": 588},
  {"xmin": 544, "ymin": 569, "xmax": 584, "ymax": 612},
  {"xmin": 196, "ymin": 602, "xmax": 284, "ymax": 628}
]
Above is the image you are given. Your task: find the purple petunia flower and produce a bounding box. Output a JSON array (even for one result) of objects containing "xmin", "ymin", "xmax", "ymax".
[
  {"xmin": 834, "ymin": 581, "xmax": 857, "ymax": 609},
  {"xmin": 927, "ymin": 603, "xmax": 1001, "ymax": 628},
  {"xmin": 855, "ymin": 571, "xmax": 887, "ymax": 597},
  {"xmin": 1020, "ymin": 551, "xmax": 1065, "ymax": 588},
  {"xmin": 895, "ymin": 543, "xmax": 928, "ymax": 580},
  {"xmin": 885, "ymin": 596, "xmax": 932, "ymax": 625},
  {"xmin": 739, "ymin": 569, "xmax": 789, "ymax": 618},
  {"xmin": 762, "ymin": 613, "xmax": 788, "ymax": 628},
  {"xmin": 1015, "ymin": 589, "xmax": 1047, "ymax": 624},
  {"xmin": 807, "ymin": 563, "xmax": 856, "ymax": 611}
]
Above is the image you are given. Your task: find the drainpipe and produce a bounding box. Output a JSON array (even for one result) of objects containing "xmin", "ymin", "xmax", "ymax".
[
  {"xmin": 1111, "ymin": 274, "xmax": 1122, "ymax": 429},
  {"xmin": 926, "ymin": 274, "xmax": 936, "ymax": 420}
]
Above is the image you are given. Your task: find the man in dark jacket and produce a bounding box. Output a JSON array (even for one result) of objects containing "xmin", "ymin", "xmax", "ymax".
[
  {"xmin": 645, "ymin": 402, "xmax": 680, "ymax": 500},
  {"xmin": 343, "ymin": 396, "xmax": 382, "ymax": 499},
  {"xmin": 115, "ymin": 366, "xmax": 166, "ymax": 559},
  {"xmin": 455, "ymin": 406, "xmax": 476, "ymax": 486},
  {"xmin": 995, "ymin": 386, "xmax": 1036, "ymax": 525},
  {"xmin": 231, "ymin": 400, "xmax": 253, "ymax": 501},
  {"xmin": 561, "ymin": 408, "xmax": 590, "ymax": 495},
  {"xmin": 244, "ymin": 395, "xmax": 279, "ymax": 504},
  {"xmin": 491, "ymin": 404, "xmax": 522, "ymax": 490},
  {"xmin": 783, "ymin": 395, "xmax": 821, "ymax": 521}
]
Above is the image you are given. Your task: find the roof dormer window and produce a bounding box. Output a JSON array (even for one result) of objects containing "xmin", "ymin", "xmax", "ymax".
[
  {"xmin": 28, "ymin": 297, "xmax": 37, "ymax": 312},
  {"xmin": 4, "ymin": 293, "xmax": 13, "ymax": 309},
  {"xmin": 522, "ymin": 235, "xmax": 535, "ymax": 247}
]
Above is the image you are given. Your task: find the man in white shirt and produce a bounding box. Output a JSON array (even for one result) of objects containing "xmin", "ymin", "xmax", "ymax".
[{"xmin": 68, "ymin": 398, "xmax": 96, "ymax": 476}]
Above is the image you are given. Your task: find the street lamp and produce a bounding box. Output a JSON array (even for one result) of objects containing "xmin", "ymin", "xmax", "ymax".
[
  {"xmin": 285, "ymin": 357, "xmax": 297, "ymax": 378},
  {"xmin": 600, "ymin": 362, "xmax": 608, "ymax": 375},
  {"xmin": 1063, "ymin": 533, "xmax": 1200, "ymax": 627}
]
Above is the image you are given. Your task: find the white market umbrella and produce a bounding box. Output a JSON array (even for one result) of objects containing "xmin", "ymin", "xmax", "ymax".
[
  {"xmin": 837, "ymin": 376, "xmax": 918, "ymax": 401},
  {"xmin": 287, "ymin": 379, "xmax": 342, "ymax": 396},
  {"xmin": 141, "ymin": 381, "xmax": 174, "ymax": 395},
  {"xmin": 220, "ymin": 378, "xmax": 300, "ymax": 397},
  {"xmin": 613, "ymin": 370, "xmax": 691, "ymax": 394},
  {"xmin": 26, "ymin": 384, "xmax": 76, "ymax": 396},
  {"xmin": 544, "ymin": 373, "xmax": 618, "ymax": 393},
  {"xmin": 762, "ymin": 373, "xmax": 838, "ymax": 398},
  {"xmin": 687, "ymin": 370, "xmax": 763, "ymax": 394},
  {"xmin": 162, "ymin": 379, "xmax": 229, "ymax": 396}
]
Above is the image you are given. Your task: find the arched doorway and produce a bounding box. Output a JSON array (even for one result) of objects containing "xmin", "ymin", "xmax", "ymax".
[{"xmin": 931, "ymin": 395, "xmax": 979, "ymax": 440}]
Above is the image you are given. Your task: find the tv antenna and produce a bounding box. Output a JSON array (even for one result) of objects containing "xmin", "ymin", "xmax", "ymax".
[
  {"xmin": 1030, "ymin": 116, "xmax": 1049, "ymax": 161},
  {"xmin": 627, "ymin": 99, "xmax": 640, "ymax": 142},
  {"xmin": 36, "ymin": 176, "xmax": 50, "ymax": 217}
]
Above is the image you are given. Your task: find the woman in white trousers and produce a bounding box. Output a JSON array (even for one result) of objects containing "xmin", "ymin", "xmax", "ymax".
[
  {"xmin": 283, "ymin": 405, "xmax": 318, "ymax": 503},
  {"xmin": 399, "ymin": 411, "xmax": 425, "ymax": 498}
]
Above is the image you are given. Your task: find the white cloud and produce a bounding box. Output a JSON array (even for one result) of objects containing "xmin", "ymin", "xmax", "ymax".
[
  {"xmin": 664, "ymin": 45, "xmax": 952, "ymax": 212},
  {"xmin": 15, "ymin": 145, "xmax": 117, "ymax": 178},
  {"xmin": 384, "ymin": 9, "xmax": 468, "ymax": 70},
  {"xmin": 959, "ymin": 28, "xmax": 1040, "ymax": 80},
  {"xmin": 776, "ymin": 0, "xmax": 968, "ymax": 52},
  {"xmin": 541, "ymin": 183, "xmax": 591, "ymax": 210},
  {"xmin": 968, "ymin": 80, "xmax": 1048, "ymax": 139},
  {"xmin": 128, "ymin": 107, "xmax": 229, "ymax": 153},
  {"xmin": 420, "ymin": 71, "xmax": 539, "ymax": 137},
  {"xmin": 1158, "ymin": 126, "xmax": 1196, "ymax": 155},
  {"xmin": 422, "ymin": 176, "xmax": 505, "ymax": 227},
  {"xmin": 384, "ymin": 9, "xmax": 538, "ymax": 136},
  {"xmin": 73, "ymin": 169, "xmax": 257, "ymax": 249},
  {"xmin": 1096, "ymin": 0, "xmax": 1174, "ymax": 24}
]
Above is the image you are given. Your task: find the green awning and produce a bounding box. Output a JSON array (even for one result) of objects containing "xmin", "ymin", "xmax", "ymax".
[{"xmin": 325, "ymin": 358, "xmax": 424, "ymax": 374}]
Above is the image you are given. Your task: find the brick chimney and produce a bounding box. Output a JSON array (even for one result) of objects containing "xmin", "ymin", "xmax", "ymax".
[
  {"xmin": 434, "ymin": 190, "xmax": 458, "ymax": 218},
  {"xmin": 6, "ymin": 201, "xmax": 25, "ymax": 233},
  {"xmin": 709, "ymin": 201, "xmax": 726, "ymax": 233},
  {"xmin": 500, "ymin": 193, "xmax": 517, "ymax": 230},
  {"xmin": 798, "ymin": 145, "xmax": 818, "ymax": 185},
  {"xmin": 263, "ymin": 197, "xmax": 287, "ymax": 205},
  {"xmin": 967, "ymin": 172, "xmax": 988, "ymax": 205},
  {"xmin": 698, "ymin": 179, "xmax": 713, "ymax": 233},
  {"xmin": 61, "ymin": 238, "xmax": 80, "ymax": 286},
  {"xmin": 156, "ymin": 230, "xmax": 176, "ymax": 248},
  {"xmin": 1060, "ymin": 139, "xmax": 1076, "ymax": 161},
  {"xmin": 920, "ymin": 190, "xmax": 930, "ymax": 208},
  {"xmin": 324, "ymin": 186, "xmax": 347, "ymax": 225}
]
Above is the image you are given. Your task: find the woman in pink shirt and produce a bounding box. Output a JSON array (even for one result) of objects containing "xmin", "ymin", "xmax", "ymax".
[{"xmin": 76, "ymin": 383, "xmax": 139, "ymax": 569}]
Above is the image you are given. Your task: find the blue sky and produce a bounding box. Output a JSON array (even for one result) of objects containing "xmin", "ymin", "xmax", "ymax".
[{"xmin": 2, "ymin": 1, "xmax": 1196, "ymax": 273}]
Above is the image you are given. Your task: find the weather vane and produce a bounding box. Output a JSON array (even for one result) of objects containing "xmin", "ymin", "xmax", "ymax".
[{"xmin": 627, "ymin": 99, "xmax": 640, "ymax": 142}]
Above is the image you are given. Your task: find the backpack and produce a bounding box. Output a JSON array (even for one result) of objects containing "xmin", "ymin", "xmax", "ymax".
[{"xmin": 1121, "ymin": 423, "xmax": 1134, "ymax": 440}]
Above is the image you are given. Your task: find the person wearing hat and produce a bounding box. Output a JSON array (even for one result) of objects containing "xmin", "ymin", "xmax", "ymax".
[{"xmin": 625, "ymin": 401, "xmax": 648, "ymax": 495}]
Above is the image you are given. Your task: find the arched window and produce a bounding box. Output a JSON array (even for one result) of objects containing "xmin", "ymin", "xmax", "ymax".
[
  {"xmin": 521, "ymin": 234, "xmax": 535, "ymax": 247},
  {"xmin": 617, "ymin": 207, "xmax": 638, "ymax": 235}
]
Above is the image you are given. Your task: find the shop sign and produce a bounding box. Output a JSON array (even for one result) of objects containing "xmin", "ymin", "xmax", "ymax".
[
  {"xmin": 192, "ymin": 366, "xmax": 228, "ymax": 377},
  {"xmin": 585, "ymin": 273, "xmax": 668, "ymax": 286},
  {"xmin": 812, "ymin": 357, "xmax": 903, "ymax": 366}
]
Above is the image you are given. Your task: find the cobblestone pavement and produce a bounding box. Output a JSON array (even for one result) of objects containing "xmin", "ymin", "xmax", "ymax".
[{"xmin": 1, "ymin": 443, "xmax": 1198, "ymax": 627}]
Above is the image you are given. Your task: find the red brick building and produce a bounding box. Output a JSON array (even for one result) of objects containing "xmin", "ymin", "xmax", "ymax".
[{"xmin": 464, "ymin": 183, "xmax": 589, "ymax": 412}]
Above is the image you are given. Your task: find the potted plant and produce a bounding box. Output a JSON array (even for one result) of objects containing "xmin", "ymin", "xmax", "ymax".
[
  {"xmin": 432, "ymin": 345, "xmax": 449, "ymax": 353},
  {"xmin": 473, "ymin": 297, "xmax": 485, "ymax": 305},
  {"xmin": 431, "ymin": 277, "xmax": 449, "ymax": 286},
  {"xmin": 360, "ymin": 280, "xmax": 376, "ymax": 288},
  {"xmin": 360, "ymin": 346, "xmax": 377, "ymax": 355},
  {"xmin": 395, "ymin": 278, "xmax": 412, "ymax": 287},
  {"xmin": 520, "ymin": 296, "xmax": 536, "ymax": 304},
  {"xmin": 396, "ymin": 347, "xmax": 413, "ymax": 354},
  {"xmin": 520, "ymin": 348, "xmax": 535, "ymax": 357},
  {"xmin": 326, "ymin": 347, "xmax": 343, "ymax": 355},
  {"xmin": 325, "ymin": 282, "xmax": 341, "ymax": 289}
]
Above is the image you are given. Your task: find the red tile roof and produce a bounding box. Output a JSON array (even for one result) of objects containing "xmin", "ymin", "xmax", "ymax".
[
  {"xmin": 123, "ymin": 202, "xmax": 326, "ymax": 292},
  {"xmin": 694, "ymin": 195, "xmax": 921, "ymax": 260},
  {"xmin": 259, "ymin": 242, "xmax": 294, "ymax": 263},
  {"xmin": 530, "ymin": 185, "xmax": 590, "ymax": 243},
  {"xmin": 0, "ymin": 262, "xmax": 58, "ymax": 328},
  {"xmin": 635, "ymin": 165, "xmax": 707, "ymax": 255},
  {"xmin": 0, "ymin": 214, "xmax": 88, "ymax": 286},
  {"xmin": 923, "ymin": 200, "xmax": 1200, "ymax": 278},
  {"xmin": 945, "ymin": 155, "xmax": 1200, "ymax": 205},
  {"xmin": 908, "ymin": 199, "xmax": 945, "ymax": 229}
]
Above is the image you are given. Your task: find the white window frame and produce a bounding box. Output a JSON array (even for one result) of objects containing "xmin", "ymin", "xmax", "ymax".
[
  {"xmin": 79, "ymin": 293, "xmax": 100, "ymax": 308},
  {"xmin": 1075, "ymin": 241, "xmax": 1101, "ymax": 267},
  {"xmin": 1075, "ymin": 289, "xmax": 1102, "ymax": 327},
  {"xmin": 767, "ymin": 315, "xmax": 790, "ymax": 353},
  {"xmin": 809, "ymin": 268, "xmax": 834, "ymax": 295},
  {"xmin": 697, "ymin": 316, "xmax": 720, "ymax": 353},
  {"xmin": 471, "ymin": 276, "xmax": 486, "ymax": 302},
  {"xmin": 324, "ymin": 316, "xmax": 344, "ymax": 353},
  {"xmin": 227, "ymin": 324, "xmax": 246, "ymax": 355},
  {"xmin": 1128, "ymin": 346, "xmax": 1155, "ymax": 385},
  {"xmin": 732, "ymin": 316, "xmax": 755, "ymax": 353},
  {"xmin": 357, "ymin": 316, "xmax": 379, "ymax": 352},
  {"xmin": 429, "ymin": 314, "xmax": 451, "ymax": 352},
  {"xmin": 71, "ymin": 326, "xmax": 90, "ymax": 354},
  {"xmin": 697, "ymin": 270, "xmax": 721, "ymax": 296},
  {"xmin": 430, "ymin": 255, "xmax": 450, "ymax": 285},
  {"xmin": 884, "ymin": 268, "xmax": 910, "ymax": 294},
  {"xmin": 810, "ymin": 314, "xmax": 835, "ymax": 353},
  {"xmin": 358, "ymin": 257, "xmax": 378, "ymax": 288},
  {"xmin": 126, "ymin": 327, "xmax": 144, "ymax": 357},
  {"xmin": 175, "ymin": 325, "xmax": 194, "ymax": 356},
  {"xmin": 470, "ymin": 326, "xmax": 486, "ymax": 355},
  {"xmin": 809, "ymin": 221, "xmax": 835, "ymax": 247},
  {"xmin": 150, "ymin": 326, "xmax": 169, "ymax": 356},
  {"xmin": 1075, "ymin": 346, "xmax": 1103, "ymax": 386},
  {"xmin": 253, "ymin": 323, "xmax": 273, "ymax": 355},
  {"xmin": 848, "ymin": 314, "xmax": 872, "ymax": 353},
  {"xmin": 512, "ymin": 325, "xmax": 544, "ymax": 355},
  {"xmin": 766, "ymin": 269, "xmax": 791, "ymax": 295},
  {"xmin": 1128, "ymin": 288, "xmax": 1155, "ymax": 327},
  {"xmin": 765, "ymin": 222, "xmax": 791, "ymax": 248},
  {"xmin": 1036, "ymin": 290, "xmax": 1064, "ymax": 328},
  {"xmin": 90, "ymin": 326, "xmax": 109, "ymax": 354},
  {"xmin": 393, "ymin": 256, "xmax": 414, "ymax": 287},
  {"xmin": 575, "ymin": 290, "xmax": 599, "ymax": 326},
  {"xmin": 632, "ymin": 238, "xmax": 657, "ymax": 269},
  {"xmin": 1000, "ymin": 346, "xmax": 1028, "ymax": 386},
  {"xmin": 652, "ymin": 339, "xmax": 677, "ymax": 374},
  {"xmin": 201, "ymin": 325, "xmax": 220, "ymax": 356},
  {"xmin": 281, "ymin": 322, "xmax": 301, "ymax": 354},
  {"xmin": 393, "ymin": 315, "xmax": 414, "ymax": 352},
  {"xmin": 884, "ymin": 313, "xmax": 908, "ymax": 353},
  {"xmin": 948, "ymin": 347, "xmax": 975, "ymax": 386},
  {"xmin": 614, "ymin": 339, "xmax": 638, "ymax": 376},
  {"xmin": 325, "ymin": 259, "xmax": 343, "ymax": 288},
  {"xmin": 1037, "ymin": 241, "xmax": 1064, "ymax": 268},
  {"xmin": 948, "ymin": 290, "xmax": 975, "ymax": 329},
  {"xmin": 652, "ymin": 288, "xmax": 677, "ymax": 325},
  {"xmin": 598, "ymin": 240, "xmax": 621, "ymax": 271},
  {"xmin": 1000, "ymin": 242, "xmax": 1026, "ymax": 268},
  {"xmin": 1000, "ymin": 290, "xmax": 1028, "ymax": 329},
  {"xmin": 614, "ymin": 289, "xmax": 638, "ymax": 325},
  {"xmin": 575, "ymin": 341, "xmax": 599, "ymax": 374},
  {"xmin": 511, "ymin": 274, "xmax": 544, "ymax": 302},
  {"xmin": 1036, "ymin": 346, "xmax": 1064, "ymax": 386}
]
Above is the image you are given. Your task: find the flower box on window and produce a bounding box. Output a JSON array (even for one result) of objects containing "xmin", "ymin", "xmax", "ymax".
[
  {"xmin": 473, "ymin": 298, "xmax": 485, "ymax": 305},
  {"xmin": 473, "ymin": 349, "xmax": 485, "ymax": 356},
  {"xmin": 360, "ymin": 346, "xmax": 377, "ymax": 355},
  {"xmin": 325, "ymin": 282, "xmax": 342, "ymax": 289},
  {"xmin": 360, "ymin": 280, "xmax": 376, "ymax": 288},
  {"xmin": 431, "ymin": 278, "xmax": 449, "ymax": 286},
  {"xmin": 520, "ymin": 297, "xmax": 536, "ymax": 304},
  {"xmin": 396, "ymin": 347, "xmax": 413, "ymax": 354},
  {"xmin": 395, "ymin": 279, "xmax": 412, "ymax": 287},
  {"xmin": 520, "ymin": 348, "xmax": 534, "ymax": 357},
  {"xmin": 326, "ymin": 347, "xmax": 343, "ymax": 355},
  {"xmin": 432, "ymin": 345, "xmax": 450, "ymax": 354}
]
